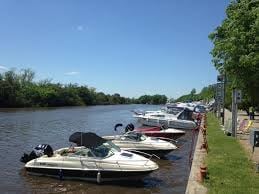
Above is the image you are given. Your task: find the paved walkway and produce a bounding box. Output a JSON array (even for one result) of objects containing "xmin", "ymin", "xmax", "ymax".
[
  {"xmin": 224, "ymin": 109, "xmax": 259, "ymax": 165},
  {"xmin": 237, "ymin": 111, "xmax": 259, "ymax": 164}
]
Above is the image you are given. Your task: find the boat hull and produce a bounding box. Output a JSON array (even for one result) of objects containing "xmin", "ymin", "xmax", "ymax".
[
  {"xmin": 138, "ymin": 118, "xmax": 196, "ymax": 130},
  {"xmin": 139, "ymin": 131, "xmax": 184, "ymax": 140},
  {"xmin": 134, "ymin": 127, "xmax": 185, "ymax": 140},
  {"xmin": 25, "ymin": 167, "xmax": 155, "ymax": 182}
]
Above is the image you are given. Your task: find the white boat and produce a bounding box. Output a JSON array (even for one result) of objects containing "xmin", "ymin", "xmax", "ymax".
[
  {"xmin": 103, "ymin": 131, "xmax": 177, "ymax": 158},
  {"xmin": 134, "ymin": 106, "xmax": 197, "ymax": 130},
  {"xmin": 20, "ymin": 132, "xmax": 158, "ymax": 183}
]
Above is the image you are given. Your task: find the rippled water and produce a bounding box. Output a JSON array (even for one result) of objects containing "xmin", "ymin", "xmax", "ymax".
[{"xmin": 0, "ymin": 104, "xmax": 194, "ymax": 194}]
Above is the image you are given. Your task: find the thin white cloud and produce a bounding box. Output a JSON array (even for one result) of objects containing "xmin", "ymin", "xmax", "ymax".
[
  {"xmin": 0, "ymin": 65, "xmax": 8, "ymax": 71},
  {"xmin": 64, "ymin": 71, "xmax": 80, "ymax": 76},
  {"xmin": 76, "ymin": 25, "xmax": 84, "ymax": 31},
  {"xmin": 76, "ymin": 25, "xmax": 89, "ymax": 31}
]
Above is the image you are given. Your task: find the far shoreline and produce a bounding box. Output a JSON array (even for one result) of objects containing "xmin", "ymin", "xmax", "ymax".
[{"xmin": 0, "ymin": 104, "xmax": 163, "ymax": 112}]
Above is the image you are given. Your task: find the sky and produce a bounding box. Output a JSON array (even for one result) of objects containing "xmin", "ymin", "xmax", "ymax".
[{"xmin": 0, "ymin": 0, "xmax": 230, "ymax": 98}]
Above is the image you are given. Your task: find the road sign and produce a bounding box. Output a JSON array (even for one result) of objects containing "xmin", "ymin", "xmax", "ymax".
[
  {"xmin": 217, "ymin": 75, "xmax": 224, "ymax": 82},
  {"xmin": 216, "ymin": 83, "xmax": 224, "ymax": 105},
  {"xmin": 236, "ymin": 90, "xmax": 242, "ymax": 103}
]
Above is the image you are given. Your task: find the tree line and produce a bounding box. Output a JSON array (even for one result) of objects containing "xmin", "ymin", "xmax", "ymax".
[
  {"xmin": 0, "ymin": 69, "xmax": 168, "ymax": 108},
  {"xmin": 174, "ymin": 86, "xmax": 216, "ymax": 103}
]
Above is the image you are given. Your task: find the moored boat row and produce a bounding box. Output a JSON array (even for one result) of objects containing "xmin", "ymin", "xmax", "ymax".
[{"xmin": 20, "ymin": 103, "xmax": 205, "ymax": 183}]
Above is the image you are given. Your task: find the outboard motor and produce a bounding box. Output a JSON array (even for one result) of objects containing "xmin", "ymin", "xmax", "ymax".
[
  {"xmin": 160, "ymin": 124, "xmax": 167, "ymax": 130},
  {"xmin": 114, "ymin": 123, "xmax": 123, "ymax": 131},
  {"xmin": 125, "ymin": 123, "xmax": 135, "ymax": 132},
  {"xmin": 20, "ymin": 144, "xmax": 53, "ymax": 163}
]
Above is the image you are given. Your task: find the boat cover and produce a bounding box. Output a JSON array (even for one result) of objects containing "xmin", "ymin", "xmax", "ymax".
[{"xmin": 69, "ymin": 132, "xmax": 107, "ymax": 148}]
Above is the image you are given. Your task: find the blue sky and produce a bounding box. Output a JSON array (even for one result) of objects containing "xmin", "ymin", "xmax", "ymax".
[{"xmin": 0, "ymin": 0, "xmax": 229, "ymax": 98}]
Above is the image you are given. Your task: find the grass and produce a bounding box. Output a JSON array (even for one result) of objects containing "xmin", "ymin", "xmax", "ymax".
[{"xmin": 205, "ymin": 113, "xmax": 259, "ymax": 194}]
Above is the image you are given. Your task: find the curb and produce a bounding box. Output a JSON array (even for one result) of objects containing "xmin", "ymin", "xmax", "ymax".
[{"xmin": 185, "ymin": 115, "xmax": 208, "ymax": 194}]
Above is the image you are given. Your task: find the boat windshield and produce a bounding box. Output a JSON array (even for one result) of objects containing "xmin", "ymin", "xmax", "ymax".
[
  {"xmin": 150, "ymin": 114, "xmax": 165, "ymax": 117},
  {"xmin": 91, "ymin": 141, "xmax": 120, "ymax": 158},
  {"xmin": 103, "ymin": 141, "xmax": 121, "ymax": 152},
  {"xmin": 177, "ymin": 109, "xmax": 194, "ymax": 121},
  {"xmin": 166, "ymin": 107, "xmax": 184, "ymax": 115},
  {"xmin": 194, "ymin": 105, "xmax": 206, "ymax": 113},
  {"xmin": 73, "ymin": 148, "xmax": 92, "ymax": 157},
  {"xmin": 65, "ymin": 141, "xmax": 120, "ymax": 158},
  {"xmin": 123, "ymin": 132, "xmax": 147, "ymax": 141}
]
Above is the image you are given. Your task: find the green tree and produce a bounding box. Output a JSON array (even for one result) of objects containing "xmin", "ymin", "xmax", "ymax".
[
  {"xmin": 175, "ymin": 85, "xmax": 216, "ymax": 103},
  {"xmin": 136, "ymin": 94, "xmax": 167, "ymax": 105},
  {"xmin": 96, "ymin": 92, "xmax": 109, "ymax": 105},
  {"xmin": 0, "ymin": 70, "xmax": 21, "ymax": 107},
  {"xmin": 77, "ymin": 86, "xmax": 94, "ymax": 105},
  {"xmin": 138, "ymin": 95, "xmax": 152, "ymax": 104},
  {"xmin": 190, "ymin": 88, "xmax": 196, "ymax": 96},
  {"xmin": 209, "ymin": 0, "xmax": 259, "ymax": 107}
]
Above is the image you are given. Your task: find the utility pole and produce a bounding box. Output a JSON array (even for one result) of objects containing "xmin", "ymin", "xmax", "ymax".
[
  {"xmin": 222, "ymin": 74, "xmax": 226, "ymax": 125},
  {"xmin": 216, "ymin": 74, "xmax": 225, "ymax": 124}
]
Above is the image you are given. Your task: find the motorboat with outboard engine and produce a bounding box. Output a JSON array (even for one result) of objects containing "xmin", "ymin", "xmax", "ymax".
[
  {"xmin": 103, "ymin": 130, "xmax": 177, "ymax": 158},
  {"xmin": 20, "ymin": 132, "xmax": 158, "ymax": 183},
  {"xmin": 133, "ymin": 106, "xmax": 197, "ymax": 130}
]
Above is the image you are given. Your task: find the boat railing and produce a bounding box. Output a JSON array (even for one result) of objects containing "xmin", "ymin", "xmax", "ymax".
[
  {"xmin": 79, "ymin": 150, "xmax": 156, "ymax": 171},
  {"xmin": 80, "ymin": 157, "xmax": 157, "ymax": 170},
  {"xmin": 128, "ymin": 150, "xmax": 160, "ymax": 160},
  {"xmin": 154, "ymin": 136, "xmax": 178, "ymax": 144}
]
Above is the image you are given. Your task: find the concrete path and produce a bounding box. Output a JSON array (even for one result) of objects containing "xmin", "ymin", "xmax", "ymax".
[
  {"xmin": 236, "ymin": 111, "xmax": 259, "ymax": 164},
  {"xmin": 223, "ymin": 109, "xmax": 259, "ymax": 166}
]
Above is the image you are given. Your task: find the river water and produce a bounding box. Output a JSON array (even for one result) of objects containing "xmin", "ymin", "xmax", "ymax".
[{"xmin": 0, "ymin": 104, "xmax": 194, "ymax": 194}]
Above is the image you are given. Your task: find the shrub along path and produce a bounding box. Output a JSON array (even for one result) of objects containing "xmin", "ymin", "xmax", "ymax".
[{"xmin": 205, "ymin": 113, "xmax": 259, "ymax": 194}]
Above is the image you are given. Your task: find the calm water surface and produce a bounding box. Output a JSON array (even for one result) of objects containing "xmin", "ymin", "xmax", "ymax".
[{"xmin": 0, "ymin": 105, "xmax": 194, "ymax": 194}]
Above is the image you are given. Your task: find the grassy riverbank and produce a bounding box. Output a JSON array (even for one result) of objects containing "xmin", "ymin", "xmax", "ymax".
[{"xmin": 205, "ymin": 113, "xmax": 259, "ymax": 194}]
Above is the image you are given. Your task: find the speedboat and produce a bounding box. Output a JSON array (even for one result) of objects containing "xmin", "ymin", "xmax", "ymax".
[
  {"xmin": 20, "ymin": 132, "xmax": 158, "ymax": 183},
  {"xmin": 133, "ymin": 106, "xmax": 197, "ymax": 130},
  {"xmin": 103, "ymin": 131, "xmax": 177, "ymax": 158},
  {"xmin": 134, "ymin": 126, "xmax": 185, "ymax": 140},
  {"xmin": 122, "ymin": 123, "xmax": 185, "ymax": 140}
]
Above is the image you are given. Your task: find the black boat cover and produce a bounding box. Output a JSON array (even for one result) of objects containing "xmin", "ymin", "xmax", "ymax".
[{"xmin": 69, "ymin": 132, "xmax": 107, "ymax": 148}]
